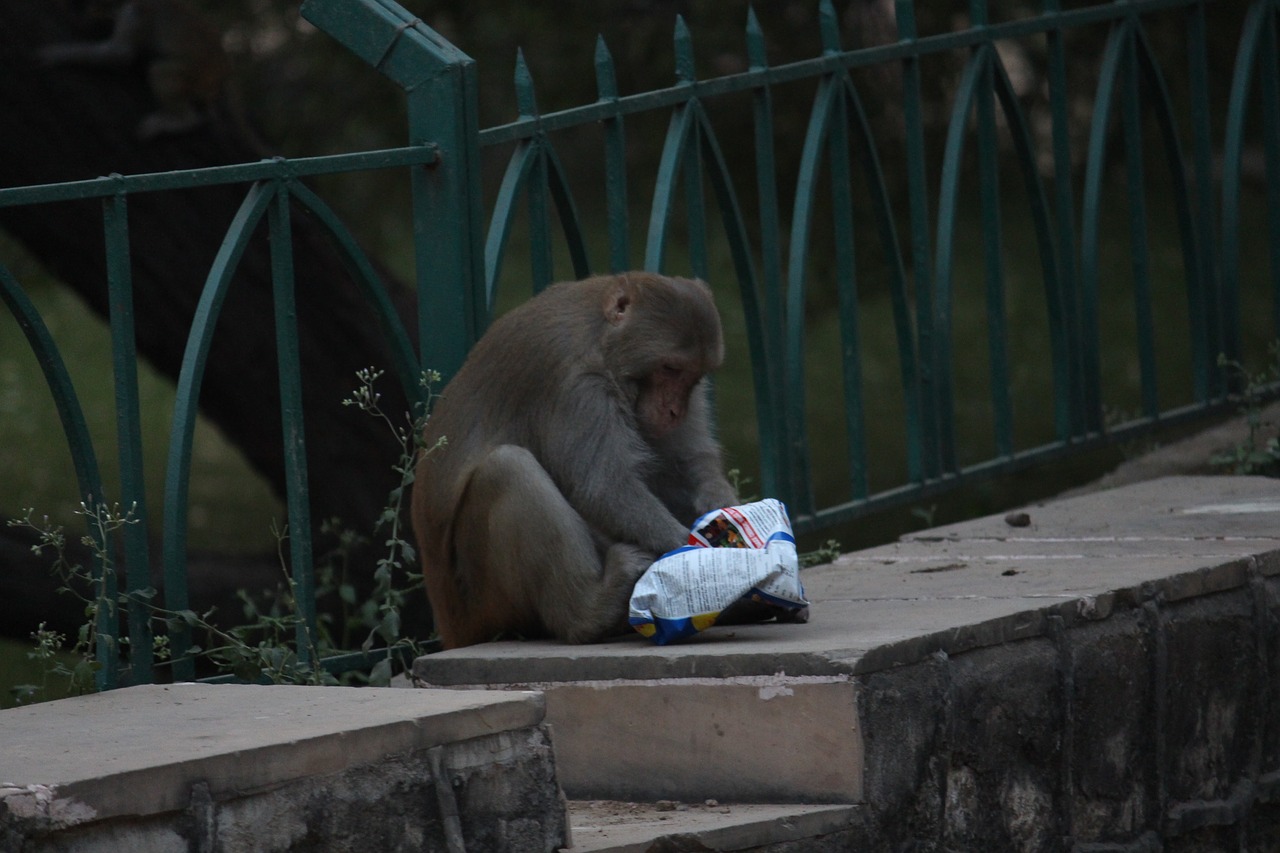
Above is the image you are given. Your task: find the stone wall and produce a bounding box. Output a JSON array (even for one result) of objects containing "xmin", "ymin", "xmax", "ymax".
[
  {"xmin": 1, "ymin": 686, "xmax": 568, "ymax": 853},
  {"xmin": 855, "ymin": 553, "xmax": 1280, "ymax": 852}
]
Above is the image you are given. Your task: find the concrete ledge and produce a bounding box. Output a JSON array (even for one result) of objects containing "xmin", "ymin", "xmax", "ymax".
[
  {"xmin": 1, "ymin": 684, "xmax": 566, "ymax": 852},
  {"xmin": 416, "ymin": 477, "xmax": 1280, "ymax": 685},
  {"xmin": 413, "ymin": 475, "xmax": 1280, "ymax": 847}
]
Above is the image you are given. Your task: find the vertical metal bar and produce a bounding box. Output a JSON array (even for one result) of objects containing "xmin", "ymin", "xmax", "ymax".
[
  {"xmin": 975, "ymin": 51, "xmax": 1013, "ymax": 458},
  {"xmin": 815, "ymin": 0, "xmax": 868, "ymax": 498},
  {"xmin": 1081, "ymin": 23, "xmax": 1129, "ymax": 435},
  {"xmin": 1120, "ymin": 25, "xmax": 1159, "ymax": 418},
  {"xmin": 596, "ymin": 36, "xmax": 631, "ymax": 273},
  {"xmin": 785, "ymin": 79, "xmax": 842, "ymax": 520},
  {"xmin": 818, "ymin": 0, "xmax": 841, "ymax": 55},
  {"xmin": 746, "ymin": 6, "xmax": 786, "ymax": 500},
  {"xmin": 1044, "ymin": 0, "xmax": 1085, "ymax": 437},
  {"xmin": 267, "ymin": 183, "xmax": 318, "ymax": 667},
  {"xmin": 896, "ymin": 0, "xmax": 940, "ymax": 478},
  {"xmin": 409, "ymin": 55, "xmax": 486, "ymax": 373},
  {"xmin": 970, "ymin": 0, "xmax": 988, "ymax": 28},
  {"xmin": 1221, "ymin": 2, "xmax": 1267, "ymax": 364},
  {"xmin": 527, "ymin": 156, "xmax": 554, "ymax": 292},
  {"xmin": 673, "ymin": 15, "xmax": 695, "ymax": 87},
  {"xmin": 828, "ymin": 91, "xmax": 868, "ymax": 499},
  {"xmin": 103, "ymin": 191, "xmax": 153, "ymax": 684},
  {"xmin": 673, "ymin": 17, "xmax": 709, "ymax": 281},
  {"xmin": 684, "ymin": 139, "xmax": 709, "ymax": 282},
  {"xmin": 1185, "ymin": 1, "xmax": 1219, "ymax": 399},
  {"xmin": 966, "ymin": 0, "xmax": 1013, "ymax": 460},
  {"xmin": 1260, "ymin": 5, "xmax": 1280, "ymax": 344},
  {"xmin": 515, "ymin": 51, "xmax": 555, "ymax": 292}
]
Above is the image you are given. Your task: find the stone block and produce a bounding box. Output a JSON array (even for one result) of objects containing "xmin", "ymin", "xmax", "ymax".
[
  {"xmin": 942, "ymin": 638, "xmax": 1064, "ymax": 850},
  {"xmin": 540, "ymin": 676, "xmax": 862, "ymax": 803},
  {"xmin": 855, "ymin": 654, "xmax": 948, "ymax": 840},
  {"xmin": 1068, "ymin": 608, "xmax": 1156, "ymax": 843},
  {"xmin": 1261, "ymin": 574, "xmax": 1280, "ymax": 780},
  {"xmin": 1161, "ymin": 590, "xmax": 1259, "ymax": 805}
]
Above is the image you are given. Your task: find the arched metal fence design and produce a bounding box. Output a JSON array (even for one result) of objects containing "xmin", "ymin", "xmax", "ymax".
[{"xmin": 1, "ymin": 0, "xmax": 1277, "ymax": 687}]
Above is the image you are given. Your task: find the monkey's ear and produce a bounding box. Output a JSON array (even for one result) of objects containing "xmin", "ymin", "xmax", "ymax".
[{"xmin": 603, "ymin": 280, "xmax": 633, "ymax": 326}]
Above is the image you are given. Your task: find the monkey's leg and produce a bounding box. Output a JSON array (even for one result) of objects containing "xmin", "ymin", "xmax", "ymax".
[{"xmin": 458, "ymin": 445, "xmax": 651, "ymax": 644}]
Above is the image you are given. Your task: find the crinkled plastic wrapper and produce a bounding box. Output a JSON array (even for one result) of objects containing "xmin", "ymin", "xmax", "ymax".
[{"xmin": 628, "ymin": 499, "xmax": 809, "ymax": 645}]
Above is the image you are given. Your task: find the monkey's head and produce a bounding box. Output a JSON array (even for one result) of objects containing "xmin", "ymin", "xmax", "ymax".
[{"xmin": 600, "ymin": 273, "xmax": 725, "ymax": 439}]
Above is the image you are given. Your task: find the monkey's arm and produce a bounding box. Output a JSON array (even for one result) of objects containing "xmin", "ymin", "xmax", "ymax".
[
  {"xmin": 544, "ymin": 389, "xmax": 690, "ymax": 555},
  {"xmin": 655, "ymin": 382, "xmax": 738, "ymax": 513}
]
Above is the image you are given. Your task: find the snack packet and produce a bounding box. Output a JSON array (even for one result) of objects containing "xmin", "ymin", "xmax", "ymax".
[{"xmin": 628, "ymin": 499, "xmax": 809, "ymax": 645}]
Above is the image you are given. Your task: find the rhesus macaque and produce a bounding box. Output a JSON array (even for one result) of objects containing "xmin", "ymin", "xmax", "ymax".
[
  {"xmin": 39, "ymin": 0, "xmax": 231, "ymax": 140},
  {"xmin": 411, "ymin": 272, "xmax": 739, "ymax": 649}
]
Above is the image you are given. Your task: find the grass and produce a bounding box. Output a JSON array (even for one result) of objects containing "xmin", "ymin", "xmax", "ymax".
[{"xmin": 0, "ymin": 234, "xmax": 283, "ymax": 554}]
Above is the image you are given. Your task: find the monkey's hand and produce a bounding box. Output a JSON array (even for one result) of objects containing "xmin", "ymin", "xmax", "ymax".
[
  {"xmin": 692, "ymin": 477, "xmax": 739, "ymax": 517},
  {"xmin": 633, "ymin": 511, "xmax": 696, "ymax": 557}
]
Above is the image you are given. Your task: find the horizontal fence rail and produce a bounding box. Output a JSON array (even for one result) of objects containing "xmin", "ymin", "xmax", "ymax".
[{"xmin": 1, "ymin": 0, "xmax": 1277, "ymax": 688}]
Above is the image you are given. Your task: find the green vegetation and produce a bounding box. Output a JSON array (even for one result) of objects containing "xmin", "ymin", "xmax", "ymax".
[
  {"xmin": 1211, "ymin": 343, "xmax": 1280, "ymax": 477},
  {"xmin": 1, "ymin": 635, "xmax": 80, "ymax": 709},
  {"xmin": 3, "ymin": 369, "xmax": 439, "ymax": 705}
]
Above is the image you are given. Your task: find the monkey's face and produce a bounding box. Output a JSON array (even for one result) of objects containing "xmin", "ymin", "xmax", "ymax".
[
  {"xmin": 637, "ymin": 363, "xmax": 704, "ymax": 438},
  {"xmin": 598, "ymin": 272, "xmax": 725, "ymax": 438}
]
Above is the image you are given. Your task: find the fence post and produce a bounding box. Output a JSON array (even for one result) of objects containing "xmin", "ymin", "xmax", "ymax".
[
  {"xmin": 103, "ymin": 191, "xmax": 153, "ymax": 685},
  {"xmin": 300, "ymin": 0, "xmax": 485, "ymax": 383}
]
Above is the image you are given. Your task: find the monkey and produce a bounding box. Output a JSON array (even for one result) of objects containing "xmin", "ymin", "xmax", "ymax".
[
  {"xmin": 411, "ymin": 272, "xmax": 739, "ymax": 649},
  {"xmin": 39, "ymin": 0, "xmax": 233, "ymax": 141}
]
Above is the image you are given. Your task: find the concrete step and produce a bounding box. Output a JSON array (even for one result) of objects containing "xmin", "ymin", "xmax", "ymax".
[
  {"xmin": 564, "ymin": 800, "xmax": 862, "ymax": 852},
  {"xmin": 0, "ymin": 683, "xmax": 567, "ymax": 851}
]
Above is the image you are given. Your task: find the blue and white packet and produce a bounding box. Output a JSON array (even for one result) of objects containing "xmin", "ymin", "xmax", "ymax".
[{"xmin": 628, "ymin": 499, "xmax": 809, "ymax": 645}]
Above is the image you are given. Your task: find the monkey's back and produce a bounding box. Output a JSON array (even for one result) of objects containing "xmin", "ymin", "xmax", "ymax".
[{"xmin": 411, "ymin": 279, "xmax": 612, "ymax": 566}]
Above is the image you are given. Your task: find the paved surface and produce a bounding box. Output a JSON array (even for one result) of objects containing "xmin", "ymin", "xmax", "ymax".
[{"xmin": 415, "ymin": 475, "xmax": 1280, "ymax": 685}]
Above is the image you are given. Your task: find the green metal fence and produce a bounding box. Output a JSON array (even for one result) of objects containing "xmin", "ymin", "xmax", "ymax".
[{"xmin": 1, "ymin": 0, "xmax": 1278, "ymax": 688}]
